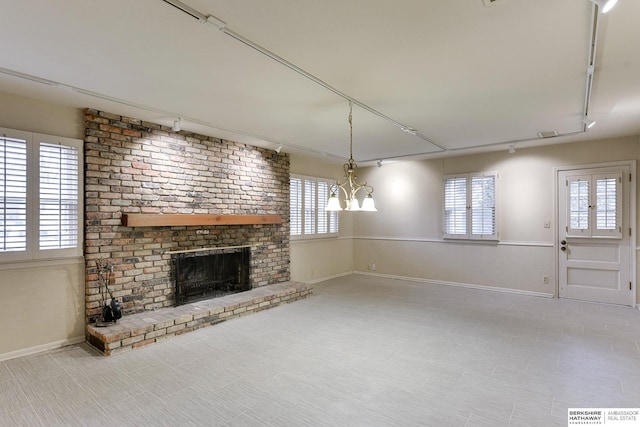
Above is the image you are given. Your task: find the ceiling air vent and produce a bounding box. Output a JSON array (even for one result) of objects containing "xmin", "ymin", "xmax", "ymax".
[{"xmin": 537, "ymin": 130, "xmax": 559, "ymax": 138}]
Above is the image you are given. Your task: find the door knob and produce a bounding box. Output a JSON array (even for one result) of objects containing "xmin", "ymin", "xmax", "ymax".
[
  {"xmin": 560, "ymin": 246, "xmax": 567, "ymax": 252},
  {"xmin": 560, "ymin": 240, "xmax": 567, "ymax": 245}
]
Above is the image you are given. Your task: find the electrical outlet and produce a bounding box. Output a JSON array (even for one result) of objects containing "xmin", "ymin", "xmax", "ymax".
[
  {"xmin": 544, "ymin": 220, "xmax": 551, "ymax": 228},
  {"xmin": 370, "ymin": 263, "xmax": 377, "ymax": 271},
  {"xmin": 543, "ymin": 275, "xmax": 549, "ymax": 284}
]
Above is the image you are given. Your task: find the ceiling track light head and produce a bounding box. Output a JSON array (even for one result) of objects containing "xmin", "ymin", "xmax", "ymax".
[
  {"xmin": 172, "ymin": 117, "xmax": 182, "ymax": 132},
  {"xmin": 206, "ymin": 15, "xmax": 227, "ymax": 30},
  {"xmin": 583, "ymin": 117, "xmax": 596, "ymax": 129},
  {"xmin": 400, "ymin": 126, "xmax": 417, "ymax": 135},
  {"xmin": 590, "ymin": 0, "xmax": 618, "ymax": 13},
  {"xmin": 508, "ymin": 144, "xmax": 516, "ymax": 154}
]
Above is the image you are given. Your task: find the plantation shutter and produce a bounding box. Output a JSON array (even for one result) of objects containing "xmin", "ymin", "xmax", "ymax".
[
  {"xmin": 471, "ymin": 174, "xmax": 496, "ymax": 238},
  {"xmin": 39, "ymin": 142, "xmax": 79, "ymax": 249},
  {"xmin": 444, "ymin": 172, "xmax": 498, "ymax": 240},
  {"xmin": 317, "ymin": 180, "xmax": 329, "ymax": 234},
  {"xmin": 303, "ymin": 178, "xmax": 316, "ymax": 235},
  {"xmin": 0, "ymin": 136, "xmax": 28, "ymax": 252},
  {"xmin": 567, "ymin": 172, "xmax": 621, "ymax": 238},
  {"xmin": 568, "ymin": 177, "xmax": 590, "ymax": 232},
  {"xmin": 444, "ymin": 176, "xmax": 467, "ymax": 237},
  {"xmin": 594, "ymin": 174, "xmax": 621, "ymax": 238},
  {"xmin": 290, "ymin": 174, "xmax": 339, "ymax": 238},
  {"xmin": 328, "ymin": 209, "xmax": 339, "ymax": 234},
  {"xmin": 290, "ymin": 177, "xmax": 302, "ymax": 235}
]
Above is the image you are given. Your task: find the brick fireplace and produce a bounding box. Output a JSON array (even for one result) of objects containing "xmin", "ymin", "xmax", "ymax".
[{"xmin": 83, "ymin": 110, "xmax": 291, "ymax": 324}]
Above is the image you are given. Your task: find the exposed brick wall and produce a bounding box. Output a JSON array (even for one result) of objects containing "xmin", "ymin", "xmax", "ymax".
[{"xmin": 84, "ymin": 109, "xmax": 290, "ymax": 321}]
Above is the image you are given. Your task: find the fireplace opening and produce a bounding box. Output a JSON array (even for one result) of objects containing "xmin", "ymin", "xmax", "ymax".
[{"xmin": 172, "ymin": 246, "xmax": 251, "ymax": 306}]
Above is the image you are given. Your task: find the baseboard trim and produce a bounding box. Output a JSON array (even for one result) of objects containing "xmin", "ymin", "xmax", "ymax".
[
  {"xmin": 304, "ymin": 271, "xmax": 353, "ymax": 285},
  {"xmin": 0, "ymin": 336, "xmax": 85, "ymax": 362},
  {"xmin": 354, "ymin": 271, "xmax": 554, "ymax": 299}
]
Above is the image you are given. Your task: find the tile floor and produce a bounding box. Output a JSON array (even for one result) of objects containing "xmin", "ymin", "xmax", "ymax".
[{"xmin": 1, "ymin": 274, "xmax": 639, "ymax": 426}]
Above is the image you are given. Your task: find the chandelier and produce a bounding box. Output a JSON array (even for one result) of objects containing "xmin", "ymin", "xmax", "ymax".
[{"xmin": 326, "ymin": 101, "xmax": 377, "ymax": 212}]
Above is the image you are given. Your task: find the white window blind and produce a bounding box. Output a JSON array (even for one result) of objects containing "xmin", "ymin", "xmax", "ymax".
[
  {"xmin": 0, "ymin": 136, "xmax": 28, "ymax": 252},
  {"xmin": 471, "ymin": 175, "xmax": 496, "ymax": 236},
  {"xmin": 317, "ymin": 180, "xmax": 329, "ymax": 234},
  {"xmin": 0, "ymin": 127, "xmax": 82, "ymax": 262},
  {"xmin": 444, "ymin": 172, "xmax": 498, "ymax": 240},
  {"xmin": 567, "ymin": 172, "xmax": 621, "ymax": 238},
  {"xmin": 444, "ymin": 176, "xmax": 467, "ymax": 236},
  {"xmin": 569, "ymin": 178, "xmax": 589, "ymax": 230},
  {"xmin": 290, "ymin": 174, "xmax": 339, "ymax": 238},
  {"xmin": 304, "ymin": 178, "xmax": 316, "ymax": 235},
  {"xmin": 290, "ymin": 177, "xmax": 302, "ymax": 236},
  {"xmin": 596, "ymin": 177, "xmax": 617, "ymax": 230},
  {"xmin": 39, "ymin": 142, "xmax": 79, "ymax": 250}
]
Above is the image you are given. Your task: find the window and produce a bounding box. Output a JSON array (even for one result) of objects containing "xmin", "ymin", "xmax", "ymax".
[
  {"xmin": 290, "ymin": 174, "xmax": 339, "ymax": 238},
  {"xmin": 567, "ymin": 172, "xmax": 621, "ymax": 238},
  {"xmin": 0, "ymin": 127, "xmax": 83, "ymax": 262},
  {"xmin": 444, "ymin": 172, "xmax": 498, "ymax": 240}
]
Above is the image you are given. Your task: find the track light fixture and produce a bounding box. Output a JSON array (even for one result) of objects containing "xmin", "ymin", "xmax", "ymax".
[
  {"xmin": 275, "ymin": 144, "xmax": 282, "ymax": 154},
  {"xmin": 172, "ymin": 118, "xmax": 182, "ymax": 132},
  {"xmin": 508, "ymin": 144, "xmax": 516, "ymax": 154},
  {"xmin": 590, "ymin": 0, "xmax": 618, "ymax": 13},
  {"xmin": 584, "ymin": 117, "xmax": 596, "ymax": 129}
]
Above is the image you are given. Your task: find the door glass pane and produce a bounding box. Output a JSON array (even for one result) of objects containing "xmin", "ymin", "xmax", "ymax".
[
  {"xmin": 569, "ymin": 180, "xmax": 589, "ymax": 230},
  {"xmin": 596, "ymin": 177, "xmax": 617, "ymax": 230}
]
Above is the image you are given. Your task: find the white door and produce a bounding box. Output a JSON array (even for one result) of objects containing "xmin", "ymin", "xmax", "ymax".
[{"xmin": 558, "ymin": 165, "xmax": 632, "ymax": 305}]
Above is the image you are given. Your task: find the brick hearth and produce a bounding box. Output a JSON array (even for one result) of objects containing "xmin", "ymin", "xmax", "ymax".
[{"xmin": 87, "ymin": 281, "xmax": 312, "ymax": 356}]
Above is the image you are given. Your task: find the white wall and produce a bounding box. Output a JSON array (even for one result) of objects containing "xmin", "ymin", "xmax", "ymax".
[{"xmin": 0, "ymin": 91, "xmax": 85, "ymax": 360}]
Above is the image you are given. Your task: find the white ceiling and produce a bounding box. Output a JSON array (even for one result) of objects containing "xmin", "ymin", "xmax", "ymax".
[{"xmin": 0, "ymin": 0, "xmax": 639, "ymax": 164}]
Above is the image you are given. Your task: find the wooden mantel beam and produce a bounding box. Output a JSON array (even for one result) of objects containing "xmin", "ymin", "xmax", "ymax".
[{"xmin": 121, "ymin": 214, "xmax": 282, "ymax": 227}]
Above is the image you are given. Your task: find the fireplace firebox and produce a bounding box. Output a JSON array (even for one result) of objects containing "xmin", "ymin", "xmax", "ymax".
[{"xmin": 172, "ymin": 246, "xmax": 251, "ymax": 306}]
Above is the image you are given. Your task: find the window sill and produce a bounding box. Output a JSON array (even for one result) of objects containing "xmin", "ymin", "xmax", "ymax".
[
  {"xmin": 291, "ymin": 234, "xmax": 340, "ymax": 242},
  {"xmin": 443, "ymin": 237, "xmax": 500, "ymax": 244}
]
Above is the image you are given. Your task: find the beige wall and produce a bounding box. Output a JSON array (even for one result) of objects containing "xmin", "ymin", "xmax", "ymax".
[
  {"xmin": 0, "ymin": 261, "xmax": 85, "ymax": 357},
  {"xmin": 0, "ymin": 91, "xmax": 84, "ymax": 139},
  {"xmin": 3, "ymin": 88, "xmax": 639, "ymax": 358},
  {"xmin": 289, "ymin": 154, "xmax": 354, "ymax": 283},
  {"xmin": 351, "ymin": 136, "xmax": 640, "ymax": 304},
  {"xmin": 0, "ymin": 91, "xmax": 85, "ymax": 360}
]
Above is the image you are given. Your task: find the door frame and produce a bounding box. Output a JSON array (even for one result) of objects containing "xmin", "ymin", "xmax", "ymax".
[{"xmin": 554, "ymin": 160, "xmax": 636, "ymax": 307}]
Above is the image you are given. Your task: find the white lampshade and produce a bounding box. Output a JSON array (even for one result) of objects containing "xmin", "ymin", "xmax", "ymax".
[
  {"xmin": 360, "ymin": 194, "xmax": 377, "ymax": 212},
  {"xmin": 347, "ymin": 198, "xmax": 360, "ymax": 211},
  {"xmin": 326, "ymin": 194, "xmax": 343, "ymax": 211}
]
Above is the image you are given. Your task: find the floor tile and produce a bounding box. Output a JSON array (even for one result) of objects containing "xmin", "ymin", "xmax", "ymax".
[{"xmin": 2, "ymin": 274, "xmax": 640, "ymax": 426}]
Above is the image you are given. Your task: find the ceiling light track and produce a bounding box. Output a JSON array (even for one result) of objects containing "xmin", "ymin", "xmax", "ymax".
[
  {"xmin": 159, "ymin": 0, "xmax": 445, "ymax": 153},
  {"xmin": 582, "ymin": 4, "xmax": 600, "ymax": 132},
  {"xmin": 0, "ymin": 67, "xmax": 59, "ymax": 86},
  {"xmin": 361, "ymin": 130, "xmax": 585, "ymax": 163},
  {"xmin": 161, "ymin": 0, "xmax": 208, "ymax": 22}
]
